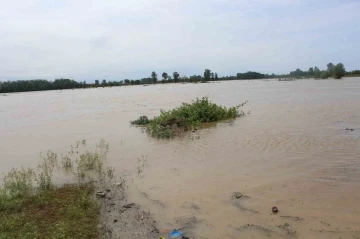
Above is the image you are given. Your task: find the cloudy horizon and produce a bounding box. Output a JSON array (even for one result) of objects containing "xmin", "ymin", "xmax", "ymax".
[{"xmin": 0, "ymin": 0, "xmax": 359, "ymax": 82}]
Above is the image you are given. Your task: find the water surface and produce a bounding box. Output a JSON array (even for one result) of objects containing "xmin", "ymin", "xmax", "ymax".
[{"xmin": 1, "ymin": 78, "xmax": 359, "ymax": 238}]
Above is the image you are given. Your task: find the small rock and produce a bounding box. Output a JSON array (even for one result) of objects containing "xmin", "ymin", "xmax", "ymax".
[
  {"xmin": 106, "ymin": 189, "xmax": 111, "ymax": 192},
  {"xmin": 345, "ymin": 128, "xmax": 355, "ymax": 131},
  {"xmin": 115, "ymin": 182, "xmax": 125, "ymax": 189},
  {"xmin": 96, "ymin": 191, "xmax": 106, "ymax": 198},
  {"xmin": 151, "ymin": 226, "xmax": 159, "ymax": 233},
  {"xmin": 113, "ymin": 219, "xmax": 118, "ymax": 223},
  {"xmin": 234, "ymin": 192, "xmax": 244, "ymax": 199},
  {"xmin": 123, "ymin": 203, "xmax": 136, "ymax": 208},
  {"xmin": 272, "ymin": 206, "xmax": 279, "ymax": 213}
]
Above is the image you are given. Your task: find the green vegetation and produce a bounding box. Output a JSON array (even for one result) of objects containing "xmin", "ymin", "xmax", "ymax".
[
  {"xmin": 333, "ymin": 63, "xmax": 346, "ymax": 79},
  {"xmin": 0, "ymin": 78, "xmax": 87, "ymax": 93},
  {"xmin": 131, "ymin": 97, "xmax": 247, "ymax": 138},
  {"xmin": 288, "ymin": 62, "xmax": 346, "ymax": 79},
  {"xmin": 0, "ymin": 139, "xmax": 110, "ymax": 238},
  {"xmin": 346, "ymin": 70, "xmax": 360, "ymax": 77},
  {"xmin": 204, "ymin": 69, "xmax": 212, "ymax": 81},
  {"xmin": 131, "ymin": 116, "xmax": 151, "ymax": 125},
  {"xmin": 1, "ymin": 62, "xmax": 357, "ymax": 93}
]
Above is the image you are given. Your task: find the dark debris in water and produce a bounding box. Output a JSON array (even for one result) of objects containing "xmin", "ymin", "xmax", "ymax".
[
  {"xmin": 231, "ymin": 192, "xmax": 258, "ymax": 213},
  {"xmin": 238, "ymin": 223, "xmax": 297, "ymax": 238},
  {"xmin": 272, "ymin": 206, "xmax": 279, "ymax": 213},
  {"xmin": 123, "ymin": 203, "xmax": 136, "ymax": 209},
  {"xmin": 238, "ymin": 224, "xmax": 275, "ymax": 237}
]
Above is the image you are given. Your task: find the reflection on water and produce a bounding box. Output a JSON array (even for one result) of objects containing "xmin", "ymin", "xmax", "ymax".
[{"xmin": 1, "ymin": 78, "xmax": 360, "ymax": 238}]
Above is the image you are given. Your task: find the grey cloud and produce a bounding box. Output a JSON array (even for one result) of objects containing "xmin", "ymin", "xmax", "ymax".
[{"xmin": 0, "ymin": 0, "xmax": 359, "ymax": 81}]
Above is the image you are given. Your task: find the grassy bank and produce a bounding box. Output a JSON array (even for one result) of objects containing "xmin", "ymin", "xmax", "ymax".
[
  {"xmin": 131, "ymin": 97, "xmax": 247, "ymax": 138},
  {"xmin": 0, "ymin": 140, "xmax": 110, "ymax": 238}
]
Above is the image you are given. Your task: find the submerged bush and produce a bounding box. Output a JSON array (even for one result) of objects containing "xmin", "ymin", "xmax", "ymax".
[
  {"xmin": 132, "ymin": 97, "xmax": 247, "ymax": 138},
  {"xmin": 131, "ymin": 116, "xmax": 151, "ymax": 125},
  {"xmin": 37, "ymin": 151, "xmax": 58, "ymax": 190},
  {"xmin": 1, "ymin": 168, "xmax": 36, "ymax": 199}
]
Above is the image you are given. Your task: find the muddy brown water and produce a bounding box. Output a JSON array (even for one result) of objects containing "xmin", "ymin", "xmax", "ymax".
[{"xmin": 1, "ymin": 79, "xmax": 360, "ymax": 238}]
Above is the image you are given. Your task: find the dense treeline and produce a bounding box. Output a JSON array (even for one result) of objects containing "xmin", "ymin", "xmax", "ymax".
[
  {"xmin": 288, "ymin": 62, "xmax": 346, "ymax": 79},
  {"xmin": 0, "ymin": 63, "xmax": 357, "ymax": 94},
  {"xmin": 0, "ymin": 79, "xmax": 83, "ymax": 93},
  {"xmin": 346, "ymin": 70, "xmax": 360, "ymax": 77}
]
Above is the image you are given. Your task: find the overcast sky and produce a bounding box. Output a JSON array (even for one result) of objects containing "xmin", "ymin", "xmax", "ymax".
[{"xmin": 0, "ymin": 0, "xmax": 359, "ymax": 81}]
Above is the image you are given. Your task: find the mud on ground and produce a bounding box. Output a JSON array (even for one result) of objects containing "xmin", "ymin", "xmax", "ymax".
[{"xmin": 96, "ymin": 180, "xmax": 160, "ymax": 239}]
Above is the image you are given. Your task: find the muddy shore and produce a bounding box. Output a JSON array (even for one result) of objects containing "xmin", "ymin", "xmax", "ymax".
[
  {"xmin": 96, "ymin": 178, "xmax": 203, "ymax": 239},
  {"xmin": 96, "ymin": 179, "xmax": 160, "ymax": 239}
]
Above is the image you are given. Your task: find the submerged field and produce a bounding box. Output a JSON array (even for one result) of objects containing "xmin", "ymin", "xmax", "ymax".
[{"xmin": 1, "ymin": 79, "xmax": 360, "ymax": 238}]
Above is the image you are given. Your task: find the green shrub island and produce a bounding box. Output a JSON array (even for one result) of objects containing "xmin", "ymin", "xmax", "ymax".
[{"xmin": 131, "ymin": 97, "xmax": 248, "ymax": 138}]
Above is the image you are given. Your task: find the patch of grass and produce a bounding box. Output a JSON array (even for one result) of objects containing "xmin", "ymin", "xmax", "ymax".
[
  {"xmin": 1, "ymin": 168, "xmax": 36, "ymax": 200},
  {"xmin": 61, "ymin": 155, "xmax": 73, "ymax": 172},
  {"xmin": 75, "ymin": 139, "xmax": 109, "ymax": 181},
  {"xmin": 0, "ymin": 139, "xmax": 111, "ymax": 239},
  {"xmin": 37, "ymin": 151, "xmax": 58, "ymax": 191},
  {"xmin": 132, "ymin": 96, "xmax": 247, "ymax": 138},
  {"xmin": 0, "ymin": 184, "xmax": 99, "ymax": 239},
  {"xmin": 76, "ymin": 151, "xmax": 103, "ymax": 180}
]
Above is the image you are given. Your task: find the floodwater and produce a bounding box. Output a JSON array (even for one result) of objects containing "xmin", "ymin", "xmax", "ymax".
[{"xmin": 1, "ymin": 79, "xmax": 360, "ymax": 238}]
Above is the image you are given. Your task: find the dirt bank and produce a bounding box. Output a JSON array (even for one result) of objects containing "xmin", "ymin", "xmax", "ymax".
[{"xmin": 96, "ymin": 180, "xmax": 160, "ymax": 239}]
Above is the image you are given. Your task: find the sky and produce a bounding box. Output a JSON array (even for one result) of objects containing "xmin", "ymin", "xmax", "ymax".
[{"xmin": 0, "ymin": 0, "xmax": 359, "ymax": 81}]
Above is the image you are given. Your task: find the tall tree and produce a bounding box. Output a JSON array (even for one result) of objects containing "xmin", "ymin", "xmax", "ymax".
[
  {"xmin": 327, "ymin": 62, "xmax": 335, "ymax": 76},
  {"xmin": 215, "ymin": 73, "xmax": 218, "ymax": 80},
  {"xmin": 308, "ymin": 67, "xmax": 314, "ymax": 77},
  {"xmin": 162, "ymin": 72, "xmax": 168, "ymax": 80},
  {"xmin": 173, "ymin": 72, "xmax": 180, "ymax": 82},
  {"xmin": 204, "ymin": 69, "xmax": 211, "ymax": 81},
  {"xmin": 95, "ymin": 80, "xmax": 99, "ymax": 87},
  {"xmin": 333, "ymin": 63, "xmax": 346, "ymax": 79},
  {"xmin": 314, "ymin": 67, "xmax": 321, "ymax": 79},
  {"xmin": 327, "ymin": 63, "xmax": 334, "ymax": 71},
  {"xmin": 101, "ymin": 79, "xmax": 107, "ymax": 87},
  {"xmin": 211, "ymin": 72, "xmax": 214, "ymax": 80},
  {"xmin": 180, "ymin": 76, "xmax": 189, "ymax": 82},
  {"xmin": 290, "ymin": 68, "xmax": 305, "ymax": 77},
  {"xmin": 151, "ymin": 71, "xmax": 158, "ymax": 83}
]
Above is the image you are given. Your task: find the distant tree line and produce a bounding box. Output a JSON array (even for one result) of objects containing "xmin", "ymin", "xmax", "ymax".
[
  {"xmin": 345, "ymin": 70, "xmax": 360, "ymax": 77},
  {"xmin": 288, "ymin": 62, "xmax": 346, "ymax": 79},
  {"xmin": 0, "ymin": 79, "xmax": 84, "ymax": 93},
  {"xmin": 0, "ymin": 63, "xmax": 356, "ymax": 94}
]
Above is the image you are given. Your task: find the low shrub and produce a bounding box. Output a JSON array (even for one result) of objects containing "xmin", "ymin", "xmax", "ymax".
[{"xmin": 132, "ymin": 97, "xmax": 247, "ymax": 138}]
